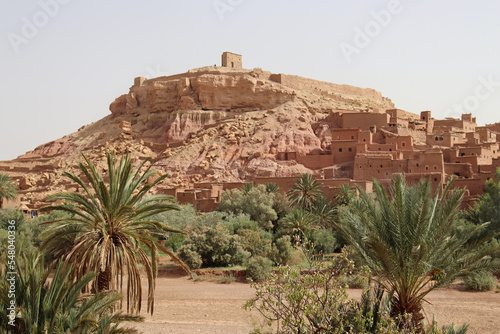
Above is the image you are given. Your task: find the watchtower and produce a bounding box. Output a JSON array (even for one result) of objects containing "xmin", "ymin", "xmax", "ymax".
[{"xmin": 221, "ymin": 52, "xmax": 242, "ymax": 69}]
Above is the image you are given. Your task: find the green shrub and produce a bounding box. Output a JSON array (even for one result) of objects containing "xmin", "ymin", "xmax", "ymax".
[
  {"xmin": 271, "ymin": 235, "xmax": 293, "ymax": 265},
  {"xmin": 309, "ymin": 228, "xmax": 342, "ymax": 255},
  {"xmin": 177, "ymin": 223, "xmax": 249, "ymax": 268},
  {"xmin": 218, "ymin": 185, "xmax": 277, "ymax": 230},
  {"xmin": 245, "ymin": 249, "xmax": 414, "ymax": 333},
  {"xmin": 464, "ymin": 271, "xmax": 498, "ymax": 291},
  {"xmin": 177, "ymin": 246, "xmax": 203, "ymax": 269},
  {"xmin": 165, "ymin": 233, "xmax": 185, "ymax": 252},
  {"xmin": 246, "ymin": 256, "xmax": 273, "ymax": 282}
]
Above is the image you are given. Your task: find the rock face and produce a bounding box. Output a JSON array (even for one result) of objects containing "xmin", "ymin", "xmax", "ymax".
[{"xmin": 0, "ymin": 66, "xmax": 395, "ymax": 208}]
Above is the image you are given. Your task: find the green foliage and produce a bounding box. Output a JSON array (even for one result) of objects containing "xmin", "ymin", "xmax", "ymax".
[
  {"xmin": 0, "ymin": 252, "xmax": 142, "ymax": 333},
  {"xmin": 464, "ymin": 167, "xmax": 500, "ymax": 236},
  {"xmin": 245, "ymin": 249, "xmax": 412, "ymax": 333},
  {"xmin": 335, "ymin": 175, "xmax": 500, "ymax": 332},
  {"xmin": 152, "ymin": 204, "xmax": 197, "ymax": 231},
  {"xmin": 309, "ymin": 228, "xmax": 342, "ymax": 255},
  {"xmin": 463, "ymin": 271, "xmax": 498, "ymax": 291},
  {"xmin": 0, "ymin": 209, "xmax": 41, "ymax": 262},
  {"xmin": 271, "ymin": 235, "xmax": 294, "ymax": 265},
  {"xmin": 246, "ymin": 256, "xmax": 273, "ymax": 282},
  {"xmin": 0, "ymin": 173, "xmax": 18, "ymax": 209},
  {"xmin": 178, "ymin": 223, "xmax": 249, "ymax": 269},
  {"xmin": 279, "ymin": 208, "xmax": 319, "ymax": 237},
  {"xmin": 218, "ymin": 185, "xmax": 277, "ymax": 230},
  {"xmin": 311, "ymin": 196, "xmax": 336, "ymax": 227},
  {"xmin": 287, "ymin": 173, "xmax": 325, "ymax": 210},
  {"xmin": 425, "ymin": 317, "xmax": 469, "ymax": 334},
  {"xmin": 40, "ymin": 151, "xmax": 183, "ymax": 314}
]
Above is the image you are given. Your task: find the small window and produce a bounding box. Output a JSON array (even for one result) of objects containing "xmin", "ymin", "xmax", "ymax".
[
  {"xmin": 339, "ymin": 148, "xmax": 342, "ymax": 152},
  {"xmin": 363, "ymin": 139, "xmax": 366, "ymax": 142},
  {"xmin": 348, "ymin": 147, "xmax": 352, "ymax": 152},
  {"xmin": 389, "ymin": 149, "xmax": 392, "ymax": 152},
  {"xmin": 351, "ymin": 136, "xmax": 354, "ymax": 139},
  {"xmin": 426, "ymin": 166, "xmax": 429, "ymax": 171},
  {"xmin": 360, "ymin": 165, "xmax": 362, "ymax": 168},
  {"xmin": 434, "ymin": 178, "xmax": 438, "ymax": 182},
  {"xmin": 380, "ymin": 164, "xmax": 383, "ymax": 168},
  {"xmin": 416, "ymin": 163, "xmax": 419, "ymax": 167},
  {"xmin": 402, "ymin": 143, "xmax": 406, "ymax": 147},
  {"xmin": 434, "ymin": 166, "xmax": 437, "ymax": 170},
  {"xmin": 435, "ymin": 136, "xmax": 439, "ymax": 141}
]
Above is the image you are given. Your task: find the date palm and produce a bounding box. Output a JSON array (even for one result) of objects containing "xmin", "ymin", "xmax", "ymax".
[
  {"xmin": 287, "ymin": 173, "xmax": 324, "ymax": 211},
  {"xmin": 335, "ymin": 175, "xmax": 500, "ymax": 333},
  {"xmin": 41, "ymin": 152, "xmax": 185, "ymax": 315},
  {"xmin": 0, "ymin": 173, "xmax": 18, "ymax": 209},
  {"xmin": 280, "ymin": 208, "xmax": 319, "ymax": 237},
  {"xmin": 0, "ymin": 252, "xmax": 142, "ymax": 333}
]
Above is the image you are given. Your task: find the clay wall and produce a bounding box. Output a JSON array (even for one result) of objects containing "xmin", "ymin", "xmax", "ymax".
[
  {"xmin": 405, "ymin": 172, "xmax": 443, "ymax": 193},
  {"xmin": 385, "ymin": 136, "xmax": 413, "ymax": 151},
  {"xmin": 434, "ymin": 116, "xmax": 476, "ymax": 133},
  {"xmin": 331, "ymin": 141, "xmax": 357, "ymax": 163},
  {"xmin": 342, "ymin": 112, "xmax": 390, "ymax": 131},
  {"xmin": 221, "ymin": 52, "xmax": 242, "ymax": 69},
  {"xmin": 476, "ymin": 127, "xmax": 497, "ymax": 143},
  {"xmin": 353, "ymin": 154, "xmax": 406, "ymax": 180},
  {"xmin": 296, "ymin": 154, "xmax": 334, "ymax": 169},
  {"xmin": 196, "ymin": 198, "xmax": 218, "ymax": 212},
  {"xmin": 445, "ymin": 163, "xmax": 474, "ymax": 178},
  {"xmin": 452, "ymin": 178, "xmax": 486, "ymax": 197},
  {"xmin": 366, "ymin": 143, "xmax": 397, "ymax": 152},
  {"xmin": 269, "ymin": 74, "xmax": 389, "ymax": 107},
  {"xmin": 407, "ymin": 151, "xmax": 444, "ymax": 175},
  {"xmin": 331, "ymin": 128, "xmax": 362, "ymax": 141},
  {"xmin": 253, "ymin": 176, "xmax": 300, "ymax": 192}
]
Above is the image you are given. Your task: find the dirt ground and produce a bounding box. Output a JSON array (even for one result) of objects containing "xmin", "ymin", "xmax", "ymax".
[{"xmin": 131, "ymin": 275, "xmax": 500, "ymax": 334}]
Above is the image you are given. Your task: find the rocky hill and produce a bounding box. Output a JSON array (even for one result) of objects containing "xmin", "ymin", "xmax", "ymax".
[{"xmin": 0, "ymin": 66, "xmax": 395, "ymax": 208}]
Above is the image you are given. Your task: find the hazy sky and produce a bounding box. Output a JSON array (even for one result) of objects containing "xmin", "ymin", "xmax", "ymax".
[{"xmin": 1, "ymin": 0, "xmax": 500, "ymax": 160}]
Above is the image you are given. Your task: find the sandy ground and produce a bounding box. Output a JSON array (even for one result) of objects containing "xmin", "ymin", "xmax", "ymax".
[{"xmin": 130, "ymin": 275, "xmax": 500, "ymax": 334}]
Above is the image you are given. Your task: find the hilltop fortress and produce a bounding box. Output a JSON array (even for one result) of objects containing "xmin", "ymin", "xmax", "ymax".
[{"xmin": 1, "ymin": 53, "xmax": 499, "ymax": 213}]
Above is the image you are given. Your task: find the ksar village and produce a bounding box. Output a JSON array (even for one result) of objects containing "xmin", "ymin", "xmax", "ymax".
[{"xmin": 1, "ymin": 2, "xmax": 500, "ymax": 334}]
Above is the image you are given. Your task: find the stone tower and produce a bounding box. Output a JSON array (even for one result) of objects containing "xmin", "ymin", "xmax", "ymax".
[{"xmin": 221, "ymin": 52, "xmax": 242, "ymax": 69}]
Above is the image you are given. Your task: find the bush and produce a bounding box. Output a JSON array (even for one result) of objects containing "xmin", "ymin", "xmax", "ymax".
[
  {"xmin": 464, "ymin": 271, "xmax": 498, "ymax": 291},
  {"xmin": 309, "ymin": 228, "xmax": 342, "ymax": 255},
  {"xmin": 177, "ymin": 246, "xmax": 203, "ymax": 269},
  {"xmin": 153, "ymin": 204, "xmax": 197, "ymax": 231},
  {"xmin": 245, "ymin": 249, "xmax": 414, "ymax": 333},
  {"xmin": 165, "ymin": 233, "xmax": 185, "ymax": 252},
  {"xmin": 246, "ymin": 256, "xmax": 273, "ymax": 282},
  {"xmin": 177, "ymin": 223, "xmax": 249, "ymax": 268},
  {"xmin": 218, "ymin": 185, "xmax": 277, "ymax": 230},
  {"xmin": 271, "ymin": 235, "xmax": 293, "ymax": 265}
]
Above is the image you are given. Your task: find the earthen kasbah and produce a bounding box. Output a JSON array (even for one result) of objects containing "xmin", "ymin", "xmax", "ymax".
[{"xmin": 3, "ymin": 52, "xmax": 500, "ymax": 213}]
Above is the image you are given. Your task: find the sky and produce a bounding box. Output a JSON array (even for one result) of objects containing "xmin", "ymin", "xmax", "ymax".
[{"xmin": 1, "ymin": 0, "xmax": 500, "ymax": 160}]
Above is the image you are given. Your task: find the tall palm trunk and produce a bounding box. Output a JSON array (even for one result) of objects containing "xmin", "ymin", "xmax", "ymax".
[{"xmin": 97, "ymin": 266, "xmax": 111, "ymax": 292}]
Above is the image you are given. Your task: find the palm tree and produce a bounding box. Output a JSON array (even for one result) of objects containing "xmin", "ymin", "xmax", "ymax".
[
  {"xmin": 335, "ymin": 175, "xmax": 500, "ymax": 333},
  {"xmin": 287, "ymin": 173, "xmax": 324, "ymax": 211},
  {"xmin": 334, "ymin": 183, "xmax": 356, "ymax": 207},
  {"xmin": 41, "ymin": 151, "xmax": 186, "ymax": 315},
  {"xmin": 311, "ymin": 196, "xmax": 336, "ymax": 228},
  {"xmin": 280, "ymin": 208, "xmax": 319, "ymax": 237},
  {"xmin": 0, "ymin": 252, "xmax": 142, "ymax": 333},
  {"xmin": 0, "ymin": 173, "xmax": 18, "ymax": 209}
]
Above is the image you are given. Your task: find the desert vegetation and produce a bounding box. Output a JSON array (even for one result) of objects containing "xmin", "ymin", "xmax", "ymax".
[{"xmin": 1, "ymin": 156, "xmax": 500, "ymax": 333}]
